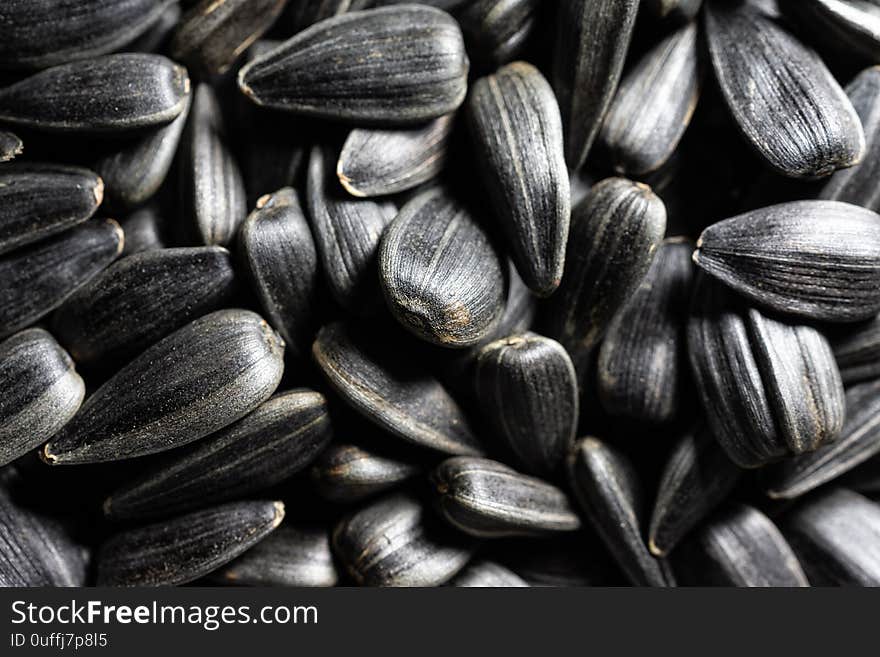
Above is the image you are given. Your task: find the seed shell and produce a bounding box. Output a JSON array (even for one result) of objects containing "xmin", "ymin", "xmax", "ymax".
[
  {"xmin": 831, "ymin": 314, "xmax": 880, "ymax": 384},
  {"xmin": 458, "ymin": 0, "xmax": 542, "ymax": 69},
  {"xmin": 0, "ymin": 131, "xmax": 23, "ymax": 162},
  {"xmin": 311, "ymin": 443, "xmax": 421, "ymax": 503},
  {"xmin": 449, "ymin": 560, "xmax": 529, "ymax": 587}
]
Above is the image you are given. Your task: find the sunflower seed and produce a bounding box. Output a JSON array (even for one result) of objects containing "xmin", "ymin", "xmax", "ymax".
[
  {"xmin": 104, "ymin": 390, "xmax": 331, "ymax": 520},
  {"xmin": 547, "ymin": 178, "xmax": 667, "ymax": 361},
  {"xmin": 379, "ymin": 188, "xmax": 507, "ymax": 347},
  {"xmin": 552, "ymin": 0, "xmax": 640, "ymax": 168},
  {"xmin": 51, "ymin": 246, "xmax": 237, "ymax": 368},
  {"xmin": 118, "ymin": 206, "xmax": 166, "ymax": 256},
  {"xmin": 705, "ymin": 0, "xmax": 865, "ymax": 178},
  {"xmin": 567, "ymin": 437, "xmax": 677, "ymax": 586},
  {"xmin": 96, "ymin": 500, "xmax": 285, "ymax": 587},
  {"xmin": 311, "ymin": 443, "xmax": 421, "ymax": 503},
  {"xmin": 0, "ymin": 485, "xmax": 87, "ymax": 587},
  {"xmin": 0, "ymin": 164, "xmax": 104, "ymax": 257},
  {"xmin": 0, "ymin": 54, "xmax": 191, "ymax": 133},
  {"xmin": 431, "ymin": 456, "xmax": 581, "ymax": 537},
  {"xmin": 831, "ymin": 314, "xmax": 880, "ymax": 384},
  {"xmin": 43, "ymin": 309, "xmax": 285, "ymax": 465},
  {"xmin": 768, "ymin": 378, "xmax": 880, "ymax": 500},
  {"xmin": 598, "ymin": 22, "xmax": 702, "ymax": 177},
  {"xmin": 337, "ymin": 115, "xmax": 454, "ymax": 198},
  {"xmin": 211, "ymin": 525, "xmax": 338, "ymax": 587},
  {"xmin": 780, "ymin": 0, "xmax": 880, "ymax": 63},
  {"xmin": 180, "ymin": 84, "xmax": 247, "ymax": 247},
  {"xmin": 0, "ymin": 0, "xmax": 177, "ymax": 70},
  {"xmin": 238, "ymin": 5, "xmax": 469, "ymax": 124},
  {"xmin": 474, "ymin": 333, "xmax": 577, "ymax": 476},
  {"xmin": 459, "ymin": 0, "xmax": 542, "ymax": 70},
  {"xmin": 0, "ymin": 329, "xmax": 84, "ymax": 468},
  {"xmin": 646, "ymin": 0, "xmax": 703, "ymax": 22},
  {"xmin": 332, "ymin": 492, "xmax": 475, "ymax": 586},
  {"xmin": 688, "ymin": 276, "xmax": 845, "ymax": 468},
  {"xmin": 0, "ymin": 131, "xmax": 22, "ymax": 162},
  {"xmin": 693, "ymin": 200, "xmax": 880, "ymax": 323},
  {"xmin": 467, "ymin": 61, "xmax": 570, "ymax": 297},
  {"xmin": 449, "ymin": 560, "xmax": 529, "ymax": 587},
  {"xmin": 597, "ymin": 239, "xmax": 695, "ymax": 425},
  {"xmin": 312, "ymin": 321, "xmax": 484, "ymax": 456},
  {"xmin": 783, "ymin": 487, "xmax": 880, "ymax": 586},
  {"xmin": 0, "ymin": 218, "xmax": 123, "ymax": 340},
  {"xmin": 240, "ymin": 188, "xmax": 319, "ymax": 359},
  {"xmin": 648, "ymin": 427, "xmax": 743, "ymax": 558}
]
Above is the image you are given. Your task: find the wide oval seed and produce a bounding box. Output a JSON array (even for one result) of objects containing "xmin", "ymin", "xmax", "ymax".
[{"xmin": 311, "ymin": 443, "xmax": 421, "ymax": 503}]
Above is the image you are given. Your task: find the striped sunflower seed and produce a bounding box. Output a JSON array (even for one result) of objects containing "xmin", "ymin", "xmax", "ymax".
[
  {"xmin": 646, "ymin": 0, "xmax": 703, "ymax": 22},
  {"xmin": 0, "ymin": 54, "xmax": 191, "ymax": 133},
  {"xmin": 458, "ymin": 0, "xmax": 542, "ymax": 70},
  {"xmin": 238, "ymin": 5, "xmax": 469, "ymax": 124},
  {"xmin": 311, "ymin": 443, "xmax": 421, "ymax": 503},
  {"xmin": 780, "ymin": 0, "xmax": 880, "ymax": 62},
  {"xmin": 0, "ymin": 329, "xmax": 84, "ymax": 468},
  {"xmin": 693, "ymin": 200, "xmax": 880, "ymax": 323},
  {"xmin": 43, "ymin": 309, "xmax": 285, "ymax": 465},
  {"xmin": 705, "ymin": 0, "xmax": 865, "ymax": 178},
  {"xmin": 831, "ymin": 314, "xmax": 880, "ymax": 384},
  {"xmin": 379, "ymin": 187, "xmax": 507, "ymax": 347},
  {"xmin": 467, "ymin": 61, "xmax": 570, "ymax": 297},
  {"xmin": 118, "ymin": 205, "xmax": 166, "ymax": 256},
  {"xmin": 0, "ymin": 131, "xmax": 22, "ymax": 162},
  {"xmin": 96, "ymin": 500, "xmax": 285, "ymax": 587},
  {"xmin": 449, "ymin": 560, "xmax": 529, "ymax": 587}
]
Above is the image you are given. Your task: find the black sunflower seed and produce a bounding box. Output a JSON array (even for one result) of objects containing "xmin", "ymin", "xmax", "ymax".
[
  {"xmin": 0, "ymin": 218, "xmax": 123, "ymax": 340},
  {"xmin": 43, "ymin": 309, "xmax": 285, "ymax": 465},
  {"xmin": 431, "ymin": 456, "xmax": 582, "ymax": 537},
  {"xmin": 474, "ymin": 333, "xmax": 577, "ymax": 476},
  {"xmin": 96, "ymin": 500, "xmax": 285, "ymax": 587},
  {"xmin": 211, "ymin": 525, "xmax": 338, "ymax": 587},
  {"xmin": 0, "ymin": 131, "xmax": 22, "ymax": 162},
  {"xmin": 312, "ymin": 321, "xmax": 484, "ymax": 456},
  {"xmin": 597, "ymin": 238, "xmax": 695, "ymax": 425},
  {"xmin": 768, "ymin": 378, "xmax": 880, "ymax": 500},
  {"xmin": 458, "ymin": 0, "xmax": 542, "ymax": 70},
  {"xmin": 646, "ymin": 0, "xmax": 703, "ymax": 22},
  {"xmin": 0, "ymin": 329, "xmax": 84, "ymax": 467},
  {"xmin": 51, "ymin": 246, "xmax": 237, "ymax": 368},
  {"xmin": 180, "ymin": 83, "xmax": 247, "ymax": 247},
  {"xmin": 831, "ymin": 314, "xmax": 880, "ymax": 385},
  {"xmin": 467, "ymin": 61, "xmax": 570, "ymax": 297},
  {"xmin": 0, "ymin": 164, "xmax": 104, "ymax": 257},
  {"xmin": 0, "ymin": 54, "xmax": 191, "ymax": 133},
  {"xmin": 546, "ymin": 177, "xmax": 667, "ymax": 362},
  {"xmin": 783, "ymin": 487, "xmax": 880, "ymax": 586},
  {"xmin": 693, "ymin": 200, "xmax": 880, "ymax": 323},
  {"xmin": 118, "ymin": 205, "xmax": 166, "ymax": 256},
  {"xmin": 705, "ymin": 0, "xmax": 865, "ymax": 178},
  {"xmin": 332, "ymin": 492, "xmax": 475, "ymax": 586},
  {"xmin": 687, "ymin": 276, "xmax": 845, "ymax": 468},
  {"xmin": 449, "ymin": 560, "xmax": 529, "ymax": 587},
  {"xmin": 379, "ymin": 187, "xmax": 507, "ymax": 347},
  {"xmin": 567, "ymin": 437, "xmax": 677, "ymax": 587},
  {"xmin": 311, "ymin": 443, "xmax": 421, "ymax": 503},
  {"xmin": 780, "ymin": 0, "xmax": 880, "ymax": 63},
  {"xmin": 104, "ymin": 389, "xmax": 331, "ymax": 520},
  {"xmin": 238, "ymin": 5, "xmax": 469, "ymax": 124},
  {"xmin": 598, "ymin": 21, "xmax": 703, "ymax": 177},
  {"xmin": 552, "ymin": 0, "xmax": 640, "ymax": 168},
  {"xmin": 0, "ymin": 485, "xmax": 87, "ymax": 587},
  {"xmin": 648, "ymin": 426, "xmax": 743, "ymax": 558}
]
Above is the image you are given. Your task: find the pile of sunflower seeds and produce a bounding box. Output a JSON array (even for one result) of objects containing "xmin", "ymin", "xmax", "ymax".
[{"xmin": 1, "ymin": 0, "xmax": 880, "ymax": 588}]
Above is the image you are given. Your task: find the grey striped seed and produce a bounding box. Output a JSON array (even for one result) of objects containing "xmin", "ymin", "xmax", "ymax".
[
  {"xmin": 0, "ymin": 329, "xmax": 84, "ymax": 467},
  {"xmin": 96, "ymin": 500, "xmax": 285, "ymax": 587},
  {"xmin": 332, "ymin": 492, "xmax": 475, "ymax": 586},
  {"xmin": 705, "ymin": 0, "xmax": 865, "ymax": 178},
  {"xmin": 238, "ymin": 5, "xmax": 469, "ymax": 124},
  {"xmin": 598, "ymin": 239, "xmax": 695, "ymax": 425},
  {"xmin": 450, "ymin": 560, "xmax": 529, "ymax": 587},
  {"xmin": 474, "ymin": 333, "xmax": 577, "ymax": 476},
  {"xmin": 51, "ymin": 246, "xmax": 237, "ymax": 368},
  {"xmin": 312, "ymin": 322, "xmax": 484, "ymax": 456},
  {"xmin": 646, "ymin": 0, "xmax": 703, "ymax": 22},
  {"xmin": 379, "ymin": 188, "xmax": 507, "ymax": 348},
  {"xmin": 240, "ymin": 188, "xmax": 319, "ymax": 359},
  {"xmin": 104, "ymin": 390, "xmax": 331, "ymax": 520},
  {"xmin": 311, "ymin": 443, "xmax": 421, "ymax": 503},
  {"xmin": 780, "ymin": 0, "xmax": 880, "ymax": 62},
  {"xmin": 467, "ymin": 61, "xmax": 570, "ymax": 297},
  {"xmin": 459, "ymin": 0, "xmax": 542, "ymax": 69},
  {"xmin": 0, "ymin": 164, "xmax": 104, "ymax": 257},
  {"xmin": 567, "ymin": 437, "xmax": 677, "ymax": 587},
  {"xmin": 783, "ymin": 488, "xmax": 880, "ymax": 586},
  {"xmin": 180, "ymin": 84, "xmax": 247, "ymax": 247},
  {"xmin": 552, "ymin": 0, "xmax": 640, "ymax": 168},
  {"xmin": 0, "ymin": 218, "xmax": 123, "ymax": 340},
  {"xmin": 768, "ymin": 378, "xmax": 880, "ymax": 500},
  {"xmin": 648, "ymin": 427, "xmax": 742, "ymax": 558},
  {"xmin": 0, "ymin": 131, "xmax": 22, "ymax": 162},
  {"xmin": 687, "ymin": 277, "xmax": 845, "ymax": 468},
  {"xmin": 118, "ymin": 206, "xmax": 166, "ymax": 256},
  {"xmin": 0, "ymin": 54, "xmax": 191, "ymax": 133},
  {"xmin": 337, "ymin": 114, "xmax": 454, "ymax": 198},
  {"xmin": 831, "ymin": 314, "xmax": 880, "ymax": 384},
  {"xmin": 599, "ymin": 21, "xmax": 702, "ymax": 177},
  {"xmin": 43, "ymin": 309, "xmax": 285, "ymax": 465},
  {"xmin": 431, "ymin": 456, "xmax": 582, "ymax": 537},
  {"xmin": 694, "ymin": 201, "xmax": 880, "ymax": 323}
]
